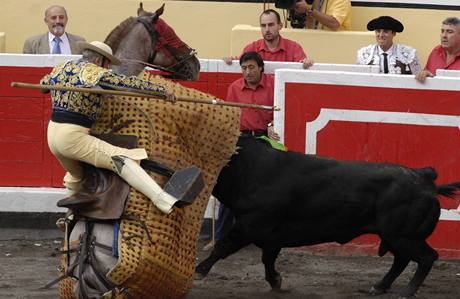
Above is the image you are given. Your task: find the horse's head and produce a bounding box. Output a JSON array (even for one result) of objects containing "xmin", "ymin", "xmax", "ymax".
[{"xmin": 105, "ymin": 3, "xmax": 200, "ymax": 80}]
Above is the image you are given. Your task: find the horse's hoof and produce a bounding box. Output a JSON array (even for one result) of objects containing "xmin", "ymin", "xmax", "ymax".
[
  {"xmin": 194, "ymin": 272, "xmax": 206, "ymax": 280},
  {"xmin": 369, "ymin": 286, "xmax": 386, "ymax": 295}
]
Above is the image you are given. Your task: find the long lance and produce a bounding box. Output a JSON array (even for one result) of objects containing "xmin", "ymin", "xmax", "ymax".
[{"xmin": 10, "ymin": 82, "xmax": 279, "ymax": 111}]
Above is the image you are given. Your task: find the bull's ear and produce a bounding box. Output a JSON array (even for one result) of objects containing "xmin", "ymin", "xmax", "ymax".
[{"xmin": 137, "ymin": 2, "xmax": 145, "ymax": 16}]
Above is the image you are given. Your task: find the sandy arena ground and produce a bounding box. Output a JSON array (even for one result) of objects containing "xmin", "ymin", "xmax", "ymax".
[{"xmin": 0, "ymin": 236, "xmax": 459, "ymax": 299}]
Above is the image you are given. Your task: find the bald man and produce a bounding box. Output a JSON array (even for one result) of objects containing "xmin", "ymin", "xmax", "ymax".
[{"xmin": 23, "ymin": 5, "xmax": 85, "ymax": 54}]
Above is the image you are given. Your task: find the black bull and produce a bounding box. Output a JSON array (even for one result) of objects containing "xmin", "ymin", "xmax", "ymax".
[{"xmin": 196, "ymin": 136, "xmax": 460, "ymax": 297}]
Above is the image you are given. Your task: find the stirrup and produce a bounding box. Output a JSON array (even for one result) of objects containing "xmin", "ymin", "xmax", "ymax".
[{"xmin": 164, "ymin": 166, "xmax": 205, "ymax": 208}]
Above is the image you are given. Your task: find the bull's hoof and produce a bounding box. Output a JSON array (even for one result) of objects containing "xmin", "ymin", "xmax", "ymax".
[
  {"xmin": 270, "ymin": 288, "xmax": 290, "ymax": 294},
  {"xmin": 397, "ymin": 287, "xmax": 416, "ymax": 299},
  {"xmin": 369, "ymin": 286, "xmax": 386, "ymax": 295},
  {"xmin": 267, "ymin": 274, "xmax": 282, "ymax": 290},
  {"xmin": 270, "ymin": 287, "xmax": 283, "ymax": 293}
]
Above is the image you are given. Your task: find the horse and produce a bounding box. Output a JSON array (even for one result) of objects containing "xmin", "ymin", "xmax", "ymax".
[
  {"xmin": 52, "ymin": 4, "xmax": 236, "ymax": 299},
  {"xmin": 104, "ymin": 2, "xmax": 200, "ymax": 80},
  {"xmin": 53, "ymin": 74, "xmax": 240, "ymax": 299}
]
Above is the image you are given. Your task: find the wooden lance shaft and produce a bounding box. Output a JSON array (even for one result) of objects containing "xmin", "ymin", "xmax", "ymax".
[{"xmin": 10, "ymin": 82, "xmax": 279, "ymax": 111}]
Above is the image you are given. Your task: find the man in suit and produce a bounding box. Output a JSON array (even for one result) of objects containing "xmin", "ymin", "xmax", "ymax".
[{"xmin": 23, "ymin": 5, "xmax": 85, "ymax": 54}]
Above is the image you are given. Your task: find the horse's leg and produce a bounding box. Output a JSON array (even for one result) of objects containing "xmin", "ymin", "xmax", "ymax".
[
  {"xmin": 70, "ymin": 220, "xmax": 118, "ymax": 299},
  {"xmin": 262, "ymin": 246, "xmax": 282, "ymax": 290},
  {"xmin": 195, "ymin": 224, "xmax": 250, "ymax": 279}
]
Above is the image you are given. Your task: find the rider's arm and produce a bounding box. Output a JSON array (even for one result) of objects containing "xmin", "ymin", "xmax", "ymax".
[{"xmin": 98, "ymin": 71, "xmax": 167, "ymax": 97}]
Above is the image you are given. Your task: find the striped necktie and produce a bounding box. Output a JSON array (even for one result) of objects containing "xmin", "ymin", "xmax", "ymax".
[{"xmin": 52, "ymin": 37, "xmax": 62, "ymax": 54}]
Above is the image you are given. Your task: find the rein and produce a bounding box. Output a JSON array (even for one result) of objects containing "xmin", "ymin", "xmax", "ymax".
[
  {"xmin": 136, "ymin": 18, "xmax": 197, "ymax": 79},
  {"xmin": 121, "ymin": 49, "xmax": 196, "ymax": 74}
]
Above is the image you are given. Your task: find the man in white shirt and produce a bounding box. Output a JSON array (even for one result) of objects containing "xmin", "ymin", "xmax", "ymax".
[
  {"xmin": 357, "ymin": 16, "xmax": 421, "ymax": 74},
  {"xmin": 23, "ymin": 5, "xmax": 85, "ymax": 54}
]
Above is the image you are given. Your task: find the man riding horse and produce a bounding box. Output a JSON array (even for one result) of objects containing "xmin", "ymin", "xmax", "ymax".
[{"xmin": 41, "ymin": 40, "xmax": 195, "ymax": 214}]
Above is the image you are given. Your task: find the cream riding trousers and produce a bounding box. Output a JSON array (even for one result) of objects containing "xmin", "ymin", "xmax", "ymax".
[{"xmin": 47, "ymin": 121, "xmax": 147, "ymax": 190}]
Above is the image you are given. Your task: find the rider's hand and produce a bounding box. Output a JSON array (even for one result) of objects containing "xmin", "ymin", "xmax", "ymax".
[{"xmin": 165, "ymin": 89, "xmax": 177, "ymax": 103}]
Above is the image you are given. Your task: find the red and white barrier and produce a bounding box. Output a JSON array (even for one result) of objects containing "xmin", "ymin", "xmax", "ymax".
[{"xmin": 274, "ymin": 68, "xmax": 460, "ymax": 257}]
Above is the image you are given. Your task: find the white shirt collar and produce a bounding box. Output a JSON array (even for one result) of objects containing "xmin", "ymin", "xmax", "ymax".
[{"xmin": 378, "ymin": 44, "xmax": 395, "ymax": 56}]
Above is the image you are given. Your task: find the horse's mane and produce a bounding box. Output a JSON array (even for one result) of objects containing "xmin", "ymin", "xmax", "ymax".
[{"xmin": 104, "ymin": 17, "xmax": 139, "ymax": 53}]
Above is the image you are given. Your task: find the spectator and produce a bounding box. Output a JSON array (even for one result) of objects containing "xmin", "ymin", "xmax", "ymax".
[
  {"xmin": 224, "ymin": 9, "xmax": 313, "ymax": 69},
  {"xmin": 416, "ymin": 17, "xmax": 460, "ymax": 82},
  {"xmin": 215, "ymin": 51, "xmax": 279, "ymax": 244},
  {"xmin": 357, "ymin": 16, "xmax": 421, "ymax": 74},
  {"xmin": 23, "ymin": 5, "xmax": 85, "ymax": 54},
  {"xmin": 294, "ymin": 0, "xmax": 351, "ymax": 31}
]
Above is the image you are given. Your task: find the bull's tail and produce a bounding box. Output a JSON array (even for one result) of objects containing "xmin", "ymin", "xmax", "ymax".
[{"xmin": 437, "ymin": 181, "xmax": 460, "ymax": 199}]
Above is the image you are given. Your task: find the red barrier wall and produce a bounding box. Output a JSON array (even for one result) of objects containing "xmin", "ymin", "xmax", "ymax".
[
  {"xmin": 0, "ymin": 66, "xmax": 55, "ymax": 186},
  {"xmin": 274, "ymin": 69, "xmax": 460, "ymax": 258}
]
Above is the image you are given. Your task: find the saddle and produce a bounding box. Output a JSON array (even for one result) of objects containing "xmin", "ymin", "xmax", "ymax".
[{"xmin": 56, "ymin": 134, "xmax": 204, "ymax": 219}]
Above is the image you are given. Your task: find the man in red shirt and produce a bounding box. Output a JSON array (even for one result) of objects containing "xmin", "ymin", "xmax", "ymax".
[
  {"xmin": 226, "ymin": 52, "xmax": 278, "ymax": 137},
  {"xmin": 224, "ymin": 9, "xmax": 314, "ymax": 69},
  {"xmin": 213, "ymin": 52, "xmax": 278, "ymax": 244},
  {"xmin": 416, "ymin": 17, "xmax": 460, "ymax": 82}
]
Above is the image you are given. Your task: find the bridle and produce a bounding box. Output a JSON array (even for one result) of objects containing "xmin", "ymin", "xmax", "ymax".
[{"xmin": 133, "ymin": 17, "xmax": 198, "ymax": 80}]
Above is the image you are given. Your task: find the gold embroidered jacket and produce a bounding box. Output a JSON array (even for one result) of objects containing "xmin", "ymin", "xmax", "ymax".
[{"xmin": 41, "ymin": 59, "xmax": 166, "ymax": 126}]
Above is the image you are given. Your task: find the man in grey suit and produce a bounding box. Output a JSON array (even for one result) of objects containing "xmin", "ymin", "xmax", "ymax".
[{"xmin": 23, "ymin": 5, "xmax": 85, "ymax": 54}]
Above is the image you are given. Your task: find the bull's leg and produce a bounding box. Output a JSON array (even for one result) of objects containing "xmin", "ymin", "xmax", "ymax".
[
  {"xmin": 370, "ymin": 253, "xmax": 410, "ymax": 295},
  {"xmin": 261, "ymin": 247, "xmax": 282, "ymax": 290},
  {"xmin": 398, "ymin": 241, "xmax": 438, "ymax": 298},
  {"xmin": 195, "ymin": 227, "xmax": 250, "ymax": 280}
]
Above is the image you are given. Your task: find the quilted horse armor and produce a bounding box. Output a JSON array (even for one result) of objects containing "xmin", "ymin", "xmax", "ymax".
[{"xmin": 55, "ymin": 72, "xmax": 240, "ymax": 299}]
